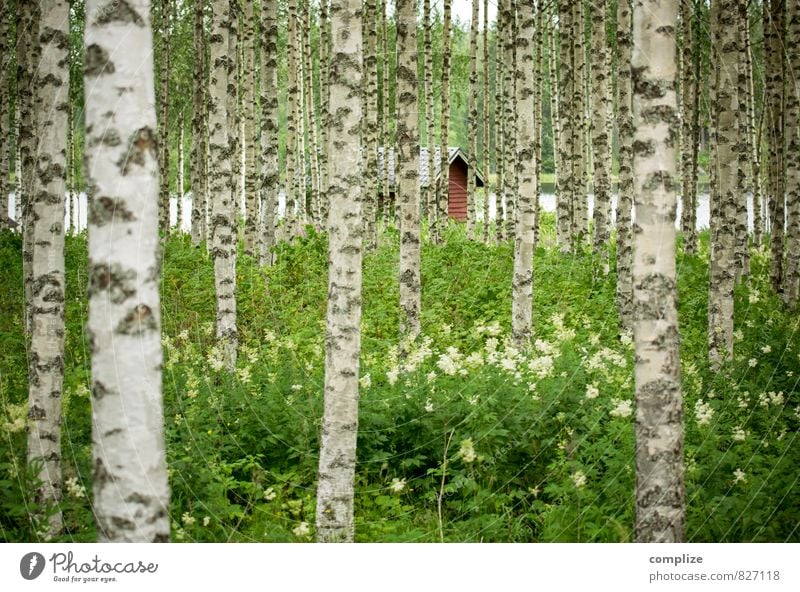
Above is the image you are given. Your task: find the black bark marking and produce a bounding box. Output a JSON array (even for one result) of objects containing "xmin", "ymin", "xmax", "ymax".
[
  {"xmin": 88, "ymin": 262, "xmax": 137, "ymax": 303},
  {"xmin": 116, "ymin": 304, "xmax": 158, "ymax": 335},
  {"xmin": 95, "ymin": 1, "xmax": 145, "ymax": 27},
  {"xmin": 89, "ymin": 196, "xmax": 137, "ymax": 226},
  {"xmin": 116, "ymin": 127, "xmax": 157, "ymax": 176},
  {"xmin": 84, "ymin": 44, "xmax": 115, "ymax": 77}
]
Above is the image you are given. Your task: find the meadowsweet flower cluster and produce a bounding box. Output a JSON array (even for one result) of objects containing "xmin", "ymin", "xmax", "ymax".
[
  {"xmin": 459, "ymin": 438, "xmax": 477, "ymax": 463},
  {"xmin": 695, "ymin": 400, "xmax": 714, "ymax": 426}
]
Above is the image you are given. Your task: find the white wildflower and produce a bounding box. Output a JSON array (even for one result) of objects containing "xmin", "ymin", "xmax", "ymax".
[
  {"xmin": 387, "ymin": 367, "xmax": 400, "ymax": 386},
  {"xmin": 748, "ymin": 358, "xmax": 758, "ymax": 368},
  {"xmin": 426, "ymin": 371, "xmax": 437, "ymax": 383},
  {"xmin": 733, "ymin": 468, "xmax": 746, "ymax": 484},
  {"xmin": 571, "ymin": 470, "xmax": 587, "ymax": 489},
  {"xmin": 389, "ymin": 478, "xmax": 407, "ymax": 493},
  {"xmin": 761, "ymin": 345, "xmax": 772, "ymax": 354},
  {"xmin": 694, "ymin": 400, "xmax": 714, "ymax": 426},
  {"xmin": 292, "ymin": 522, "xmax": 311, "ymax": 537},
  {"xmin": 291, "ymin": 384, "xmax": 303, "ymax": 392},
  {"xmin": 359, "ymin": 373, "xmax": 372, "ymax": 389},
  {"xmin": 459, "ymin": 438, "xmax": 477, "ymax": 463},
  {"xmin": 65, "ymin": 476, "xmax": 86, "ymax": 499},
  {"xmin": 769, "ymin": 391, "xmax": 784, "ymax": 406},
  {"xmin": 748, "ymin": 292, "xmax": 760, "ymax": 304},
  {"xmin": 437, "ymin": 353, "xmax": 458, "ymax": 376},
  {"xmin": 732, "ymin": 426, "xmax": 747, "ymax": 442},
  {"xmin": 585, "ymin": 384, "xmax": 600, "ymax": 400},
  {"xmin": 182, "ymin": 512, "xmax": 196, "ymax": 526},
  {"xmin": 465, "ymin": 351, "xmax": 483, "ymax": 367},
  {"xmin": 529, "ymin": 355, "xmax": 555, "ymax": 379},
  {"xmin": 236, "ymin": 366, "xmax": 251, "ymax": 385},
  {"xmin": 263, "ymin": 486, "xmax": 277, "ymax": 501},
  {"xmin": 610, "ymin": 399, "xmax": 633, "ymax": 418},
  {"xmin": 424, "ymin": 398, "xmax": 434, "ymax": 413},
  {"xmin": 203, "ymin": 516, "xmax": 211, "ymax": 527}
]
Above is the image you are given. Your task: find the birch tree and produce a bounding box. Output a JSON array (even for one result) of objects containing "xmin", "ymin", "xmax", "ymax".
[
  {"xmin": 397, "ymin": 0, "xmax": 421, "ymax": 340},
  {"xmin": 27, "ymin": 0, "xmax": 69, "ymax": 538},
  {"xmin": 259, "ymin": 0, "xmax": 279, "ymax": 267},
  {"xmin": 466, "ymin": 0, "xmax": 479, "ymax": 239},
  {"xmin": 0, "ymin": 4, "xmax": 8, "ymax": 230},
  {"xmin": 785, "ymin": 0, "xmax": 800, "ymax": 307},
  {"xmin": 511, "ymin": 0, "xmax": 535, "ymax": 347},
  {"xmin": 315, "ymin": 0, "xmax": 363, "ymax": 543},
  {"xmin": 615, "ymin": 0, "xmax": 634, "ymax": 331},
  {"xmin": 190, "ymin": 0, "xmax": 207, "ymax": 246},
  {"xmin": 242, "ymin": 0, "xmax": 257, "ymax": 255},
  {"xmin": 285, "ymin": 0, "xmax": 299, "ymax": 237},
  {"xmin": 556, "ymin": 0, "xmax": 573, "ymax": 252},
  {"xmin": 208, "ymin": 0, "xmax": 237, "ymax": 370},
  {"xmin": 364, "ymin": 0, "xmax": 379, "ymax": 249},
  {"xmin": 435, "ymin": 0, "xmax": 453, "ymax": 242},
  {"xmin": 423, "ymin": 0, "xmax": 435, "ymax": 236},
  {"xmin": 482, "ymin": 0, "xmax": 490, "ymax": 244},
  {"xmin": 84, "ymin": 0, "xmax": 170, "ymax": 542},
  {"xmin": 502, "ymin": 0, "xmax": 517, "ymax": 242},
  {"xmin": 158, "ymin": 0, "xmax": 170, "ymax": 235},
  {"xmin": 632, "ymin": 0, "xmax": 684, "ymax": 543}
]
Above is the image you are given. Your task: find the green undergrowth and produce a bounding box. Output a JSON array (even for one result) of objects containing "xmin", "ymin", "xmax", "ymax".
[{"xmin": 0, "ymin": 216, "xmax": 798, "ymax": 542}]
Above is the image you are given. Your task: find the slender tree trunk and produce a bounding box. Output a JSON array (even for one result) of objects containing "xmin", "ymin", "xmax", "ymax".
[
  {"xmin": 284, "ymin": 0, "xmax": 299, "ymax": 237},
  {"xmin": 84, "ymin": 0, "xmax": 170, "ymax": 542},
  {"xmin": 556, "ymin": 0, "xmax": 573, "ymax": 252},
  {"xmin": 503, "ymin": 1, "xmax": 518, "ymax": 242},
  {"xmin": 512, "ymin": 0, "xmax": 535, "ymax": 347},
  {"xmin": 295, "ymin": 19, "xmax": 307, "ymax": 227},
  {"xmin": 18, "ymin": 1, "xmax": 40, "ymax": 334},
  {"xmin": 158, "ymin": 0, "xmax": 170, "ymax": 235},
  {"xmin": 548, "ymin": 8, "xmax": 562, "ymax": 245},
  {"xmin": 765, "ymin": 0, "xmax": 786, "ymax": 294},
  {"xmin": 683, "ymin": 1, "xmax": 701, "ymax": 254},
  {"xmin": 589, "ymin": 0, "xmax": 611, "ymax": 267},
  {"xmin": 242, "ymin": 0, "xmax": 257, "ymax": 255},
  {"xmin": 735, "ymin": 0, "xmax": 750, "ymax": 281},
  {"xmin": 785, "ymin": 0, "xmax": 800, "ymax": 307},
  {"xmin": 191, "ymin": 0, "xmax": 207, "ymax": 246},
  {"xmin": 533, "ymin": 2, "xmax": 544, "ymax": 247},
  {"xmin": 495, "ymin": 14, "xmax": 505, "ymax": 243},
  {"xmin": 615, "ymin": 0, "xmax": 634, "ymax": 332},
  {"xmin": 259, "ymin": 0, "xmax": 278, "ymax": 267},
  {"xmin": 208, "ymin": 0, "xmax": 237, "ymax": 370},
  {"xmin": 423, "ymin": 0, "xmax": 436, "ymax": 239},
  {"xmin": 302, "ymin": 3, "xmax": 320, "ymax": 228},
  {"xmin": 67, "ymin": 98, "xmax": 75, "ymax": 235},
  {"xmin": 318, "ymin": 0, "xmax": 331, "ymax": 225},
  {"xmin": 482, "ymin": 0, "xmax": 490, "ymax": 244},
  {"xmin": 707, "ymin": 0, "xmax": 739, "ymax": 369},
  {"xmin": 315, "ymin": 0, "xmax": 364, "ymax": 543},
  {"xmin": 379, "ymin": 0, "xmax": 390, "ymax": 226},
  {"xmin": 363, "ymin": 0, "xmax": 379, "ymax": 249},
  {"xmin": 436, "ymin": 0, "xmax": 453, "ymax": 242},
  {"xmin": 745, "ymin": 14, "xmax": 763, "ymax": 247},
  {"xmin": 632, "ymin": 0, "xmax": 684, "ymax": 543},
  {"xmin": 27, "ymin": 0, "xmax": 69, "ymax": 538},
  {"xmin": 466, "ymin": 0, "xmax": 479, "ymax": 241},
  {"xmin": 178, "ymin": 118, "xmax": 185, "ymax": 231},
  {"xmin": 571, "ymin": 0, "xmax": 587, "ymax": 248},
  {"xmin": 679, "ymin": 0, "xmax": 693, "ymax": 249},
  {"xmin": 397, "ymin": 0, "xmax": 421, "ymax": 339},
  {"xmin": 0, "ymin": 2, "xmax": 7, "ymax": 231}
]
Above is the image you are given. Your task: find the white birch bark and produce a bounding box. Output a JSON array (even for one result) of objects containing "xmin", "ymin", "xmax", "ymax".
[
  {"xmin": 84, "ymin": 0, "xmax": 170, "ymax": 542},
  {"xmin": 259, "ymin": 0, "xmax": 278, "ymax": 267},
  {"xmin": 315, "ymin": 0, "xmax": 363, "ymax": 543},
  {"xmin": 632, "ymin": 0, "xmax": 684, "ymax": 543}
]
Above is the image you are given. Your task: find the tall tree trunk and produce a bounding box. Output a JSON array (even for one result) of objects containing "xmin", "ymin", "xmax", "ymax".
[
  {"xmin": 512, "ymin": 0, "xmax": 535, "ymax": 347},
  {"xmin": 632, "ymin": 0, "xmax": 684, "ymax": 543},
  {"xmin": 436, "ymin": 0, "xmax": 453, "ymax": 243},
  {"xmin": 734, "ymin": 0, "xmax": 750, "ymax": 281},
  {"xmin": 533, "ymin": 2, "xmax": 544, "ymax": 247},
  {"xmin": 0, "ymin": 2, "xmax": 7, "ymax": 231},
  {"xmin": 285, "ymin": 0, "xmax": 299, "ymax": 237},
  {"xmin": 615, "ymin": 0, "xmax": 634, "ymax": 332},
  {"xmin": 423, "ymin": 0, "xmax": 436, "ymax": 239},
  {"xmin": 302, "ymin": 3, "xmax": 320, "ymax": 228},
  {"xmin": 318, "ymin": 0, "xmax": 331, "ymax": 225},
  {"xmin": 745, "ymin": 13, "xmax": 763, "ymax": 247},
  {"xmin": 208, "ymin": 0, "xmax": 237, "ymax": 370},
  {"xmin": 589, "ymin": 0, "xmax": 611, "ymax": 266},
  {"xmin": 683, "ymin": 1, "xmax": 702, "ymax": 254},
  {"xmin": 679, "ymin": 0, "xmax": 694, "ymax": 250},
  {"xmin": 27, "ymin": 0, "xmax": 69, "ymax": 538},
  {"xmin": 503, "ymin": 1, "xmax": 517, "ymax": 242},
  {"xmin": 259, "ymin": 0, "xmax": 278, "ymax": 267},
  {"xmin": 191, "ymin": 0, "xmax": 207, "ymax": 246},
  {"xmin": 466, "ymin": 0, "xmax": 479, "ymax": 241},
  {"xmin": 571, "ymin": 0, "xmax": 587, "ymax": 249},
  {"xmin": 397, "ymin": 0, "xmax": 421, "ymax": 340},
  {"xmin": 379, "ymin": 0, "xmax": 390, "ymax": 226},
  {"xmin": 242, "ymin": 0, "xmax": 257, "ymax": 255},
  {"xmin": 295, "ymin": 19, "xmax": 307, "ymax": 227},
  {"xmin": 178, "ymin": 117, "xmax": 185, "ymax": 230},
  {"xmin": 556, "ymin": 0, "xmax": 573, "ymax": 252},
  {"xmin": 495, "ymin": 13, "xmax": 505, "ymax": 243},
  {"xmin": 18, "ymin": 1, "xmax": 40, "ymax": 334},
  {"xmin": 84, "ymin": 0, "xmax": 170, "ymax": 542},
  {"xmin": 158, "ymin": 0, "xmax": 170, "ymax": 235},
  {"xmin": 315, "ymin": 0, "xmax": 364, "ymax": 543},
  {"xmin": 707, "ymin": 0, "xmax": 739, "ymax": 369},
  {"xmin": 785, "ymin": 0, "xmax": 800, "ymax": 307},
  {"xmin": 482, "ymin": 0, "xmax": 490, "ymax": 244},
  {"xmin": 67, "ymin": 97, "xmax": 76, "ymax": 234},
  {"xmin": 765, "ymin": 0, "xmax": 786, "ymax": 294},
  {"xmin": 548, "ymin": 7, "xmax": 562, "ymax": 245},
  {"xmin": 363, "ymin": 0, "xmax": 379, "ymax": 249}
]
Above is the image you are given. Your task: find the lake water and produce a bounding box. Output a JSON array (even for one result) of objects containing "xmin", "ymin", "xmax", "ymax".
[{"xmin": 6, "ymin": 191, "xmax": 745, "ymax": 234}]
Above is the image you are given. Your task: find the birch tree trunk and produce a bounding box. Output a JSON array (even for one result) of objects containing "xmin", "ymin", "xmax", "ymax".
[
  {"xmin": 67, "ymin": 99, "xmax": 75, "ymax": 235},
  {"xmin": 735, "ymin": 0, "xmax": 750, "ymax": 281},
  {"xmin": 178, "ymin": 118, "xmax": 185, "ymax": 230},
  {"xmin": 285, "ymin": 0, "xmax": 299, "ymax": 237},
  {"xmin": 18, "ymin": 1, "xmax": 40, "ymax": 334},
  {"xmin": 190, "ymin": 0, "xmax": 207, "ymax": 246},
  {"xmin": 423, "ymin": 0, "xmax": 436, "ymax": 239},
  {"xmin": 512, "ymin": 0, "xmax": 535, "ymax": 347},
  {"xmin": 242, "ymin": 0, "xmax": 257, "ymax": 255},
  {"xmin": 84, "ymin": 0, "xmax": 170, "ymax": 542},
  {"xmin": 208, "ymin": 0, "xmax": 237, "ymax": 370},
  {"xmin": 632, "ymin": 0, "xmax": 684, "ymax": 543},
  {"xmin": 589, "ymin": 0, "xmax": 611, "ymax": 266},
  {"xmin": 615, "ymin": 0, "xmax": 634, "ymax": 332},
  {"xmin": 503, "ymin": 1, "xmax": 518, "ymax": 243},
  {"xmin": 572, "ymin": 0, "xmax": 588, "ymax": 249},
  {"xmin": 158, "ymin": 0, "xmax": 170, "ymax": 235},
  {"xmin": 315, "ymin": 0, "xmax": 363, "ymax": 543},
  {"xmin": 549, "ymin": 8, "xmax": 562, "ymax": 245},
  {"xmin": 533, "ymin": 2, "xmax": 544, "ymax": 247},
  {"xmin": 745, "ymin": 14, "xmax": 763, "ymax": 247},
  {"xmin": 679, "ymin": 0, "xmax": 694, "ymax": 250},
  {"xmin": 436, "ymin": 0, "xmax": 453, "ymax": 242},
  {"xmin": 764, "ymin": 0, "xmax": 785, "ymax": 295},
  {"xmin": 556, "ymin": 0, "xmax": 573, "ymax": 252},
  {"xmin": 379, "ymin": 0, "xmax": 390, "ymax": 226},
  {"xmin": 259, "ymin": 0, "xmax": 278, "ymax": 267},
  {"xmin": 482, "ymin": 0, "xmax": 491, "ymax": 244},
  {"xmin": 397, "ymin": 0, "xmax": 421, "ymax": 340},
  {"xmin": 495, "ymin": 26, "xmax": 505, "ymax": 244},
  {"xmin": 707, "ymin": 0, "xmax": 739, "ymax": 368},
  {"xmin": 785, "ymin": 0, "xmax": 800, "ymax": 308},
  {"xmin": 466, "ymin": 0, "xmax": 479, "ymax": 241},
  {"xmin": 302, "ymin": 3, "xmax": 320, "ymax": 228},
  {"xmin": 363, "ymin": 0, "xmax": 379, "ymax": 250},
  {"xmin": 0, "ymin": 3, "xmax": 7, "ymax": 230},
  {"xmin": 319, "ymin": 0, "xmax": 331, "ymax": 224},
  {"xmin": 27, "ymin": 0, "xmax": 69, "ymax": 538}
]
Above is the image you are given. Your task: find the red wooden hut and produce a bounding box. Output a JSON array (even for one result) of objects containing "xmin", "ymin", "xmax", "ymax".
[{"xmin": 378, "ymin": 147, "xmax": 486, "ymax": 222}]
